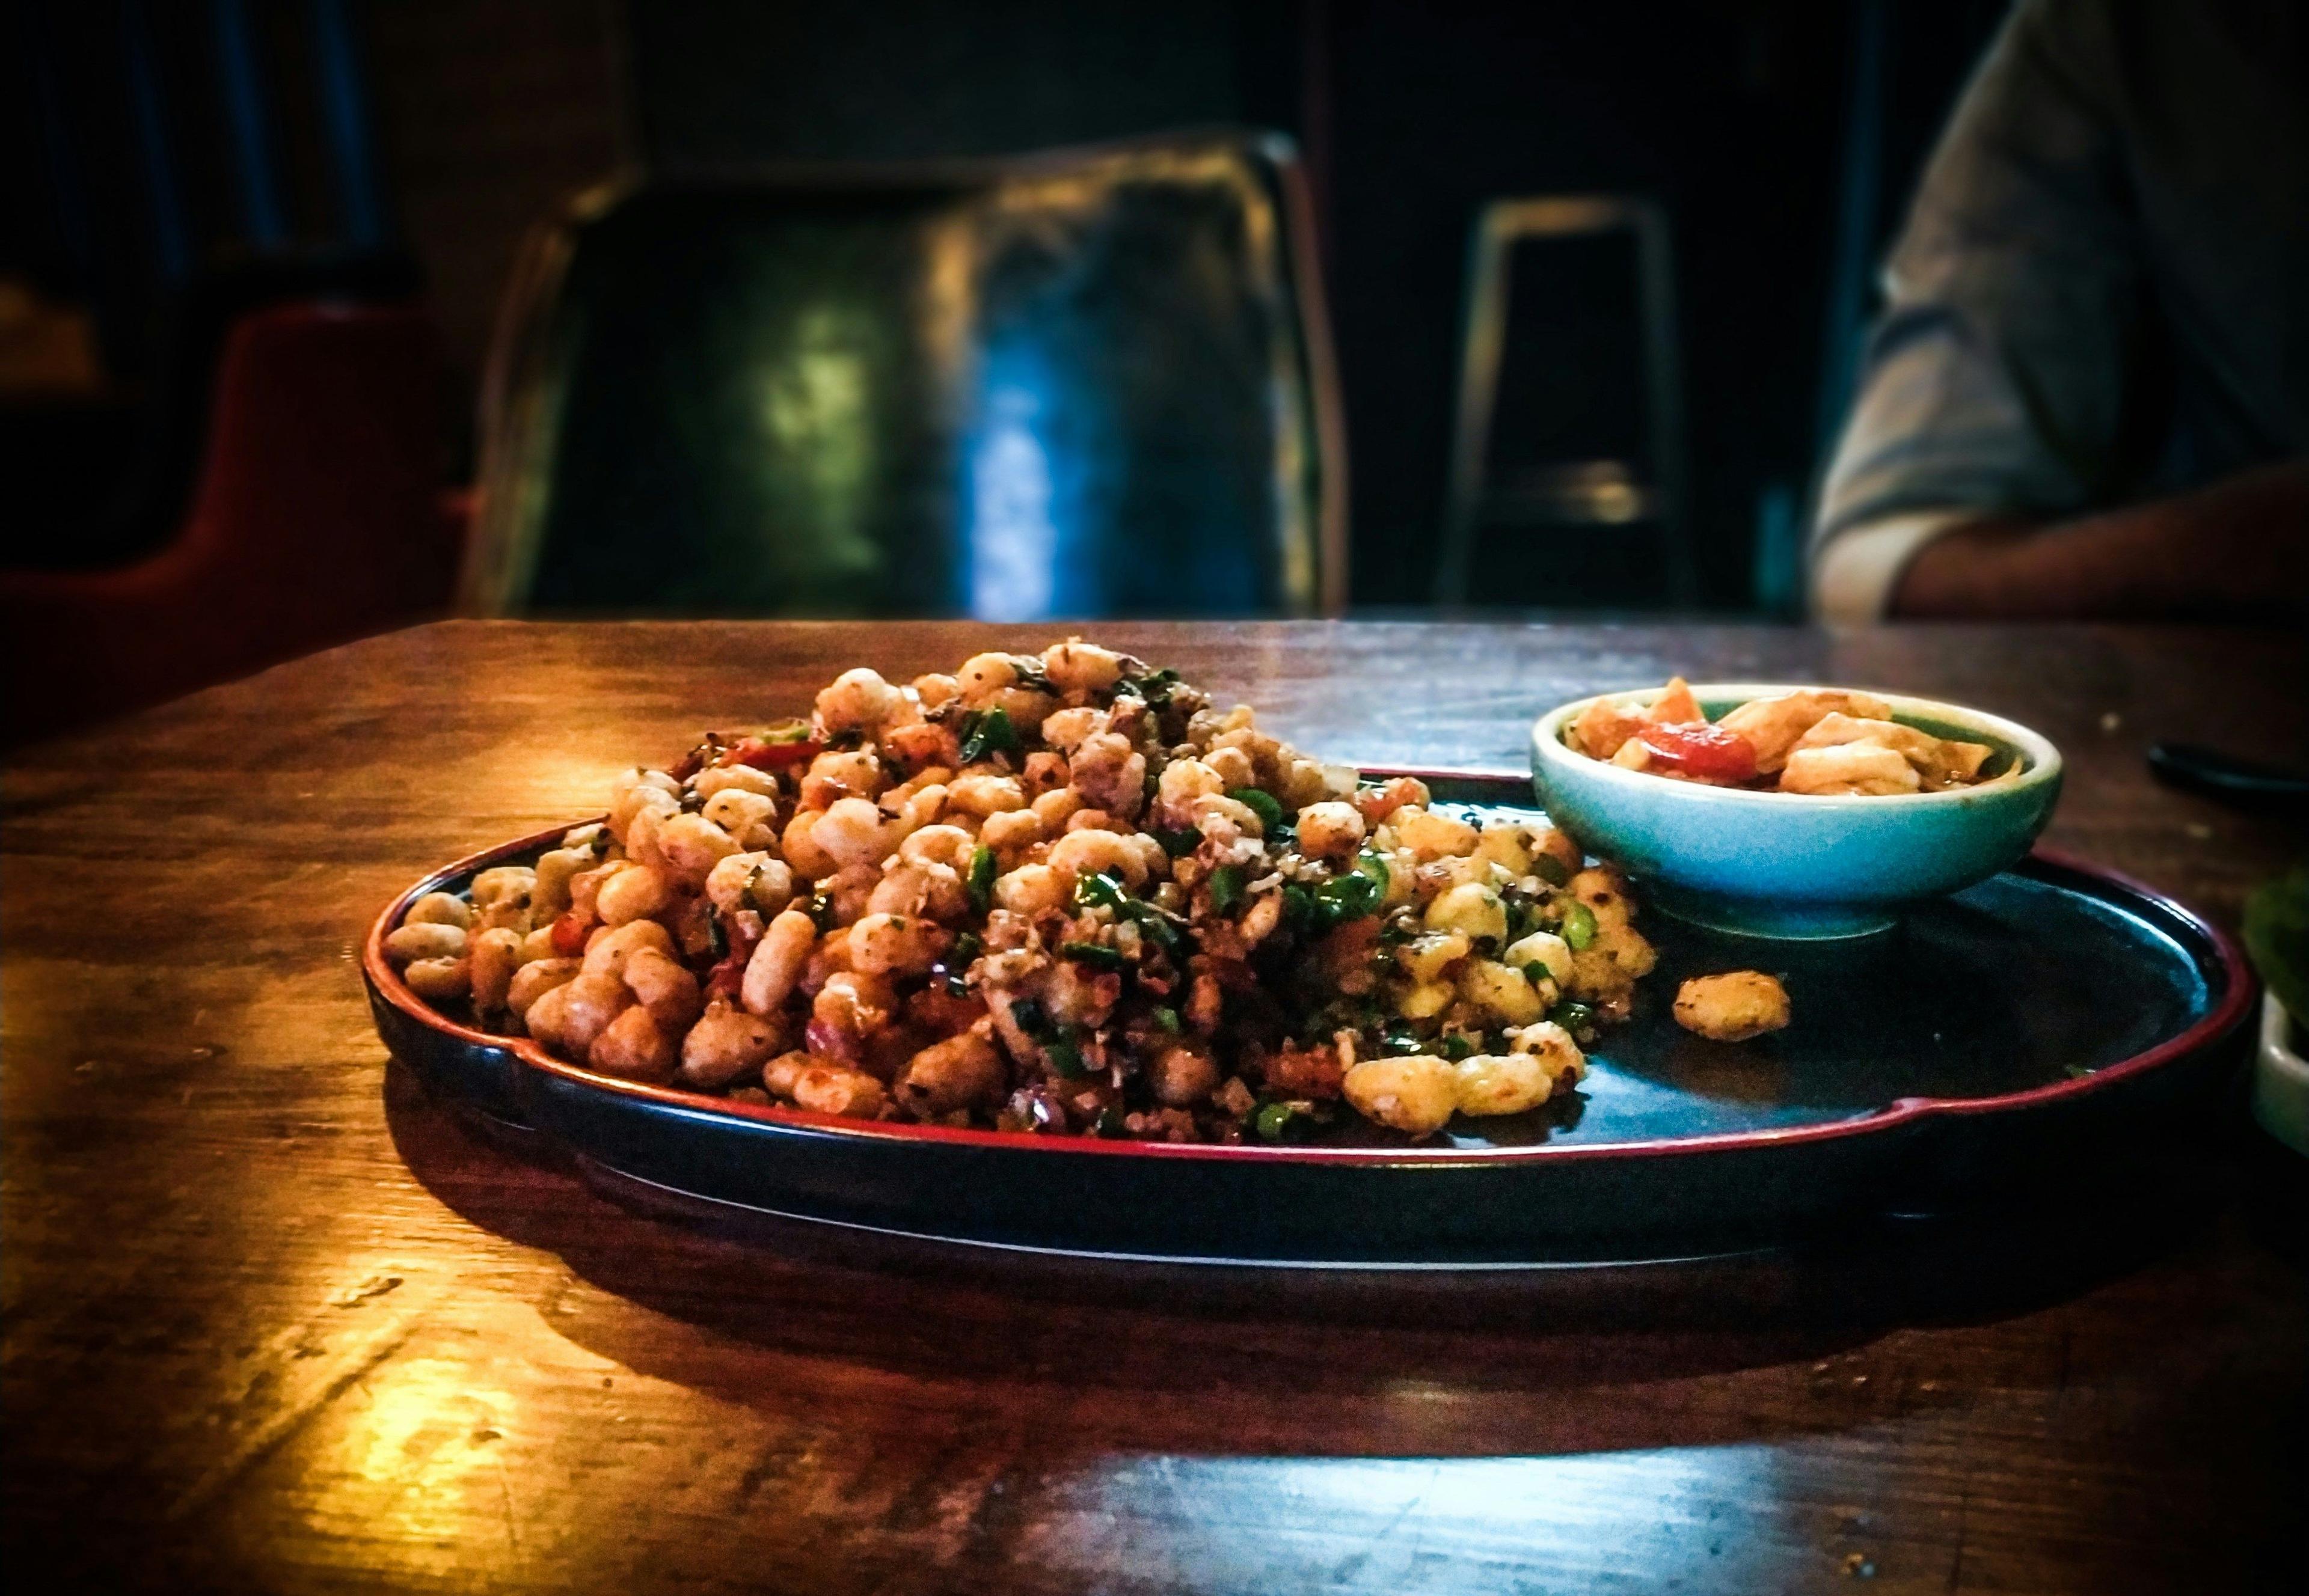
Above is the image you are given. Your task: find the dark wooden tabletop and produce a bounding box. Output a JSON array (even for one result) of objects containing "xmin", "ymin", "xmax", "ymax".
[{"xmin": 5, "ymin": 620, "xmax": 2305, "ymax": 1595}]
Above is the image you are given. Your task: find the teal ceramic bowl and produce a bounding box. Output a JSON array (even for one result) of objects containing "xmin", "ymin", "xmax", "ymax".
[{"xmin": 1530, "ymin": 683, "xmax": 2064, "ymax": 940}]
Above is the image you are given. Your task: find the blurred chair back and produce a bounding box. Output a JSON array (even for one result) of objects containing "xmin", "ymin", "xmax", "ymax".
[
  {"xmin": 466, "ymin": 132, "xmax": 1345, "ymax": 619},
  {"xmin": 1436, "ymin": 195, "xmax": 1696, "ymax": 609}
]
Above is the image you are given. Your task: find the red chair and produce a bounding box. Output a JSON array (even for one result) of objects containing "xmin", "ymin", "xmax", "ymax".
[{"xmin": 2, "ymin": 302, "xmax": 467, "ymax": 745}]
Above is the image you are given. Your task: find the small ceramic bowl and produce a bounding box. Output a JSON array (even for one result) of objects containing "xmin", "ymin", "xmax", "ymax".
[
  {"xmin": 1530, "ymin": 683, "xmax": 2063, "ymax": 940},
  {"xmin": 2254, "ymin": 994, "xmax": 2308, "ymax": 1158}
]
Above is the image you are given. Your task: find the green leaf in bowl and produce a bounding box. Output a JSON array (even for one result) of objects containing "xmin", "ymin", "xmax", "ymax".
[{"xmin": 2243, "ymin": 864, "xmax": 2309, "ymax": 1023}]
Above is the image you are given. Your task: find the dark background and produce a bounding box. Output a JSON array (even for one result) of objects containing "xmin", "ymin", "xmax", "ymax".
[{"xmin": 4, "ymin": 0, "xmax": 2008, "ymax": 610}]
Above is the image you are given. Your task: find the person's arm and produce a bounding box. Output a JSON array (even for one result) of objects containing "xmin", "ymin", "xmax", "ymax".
[
  {"xmin": 1810, "ymin": 0, "xmax": 2148, "ymax": 622},
  {"xmin": 1890, "ymin": 461, "xmax": 2309, "ymax": 621}
]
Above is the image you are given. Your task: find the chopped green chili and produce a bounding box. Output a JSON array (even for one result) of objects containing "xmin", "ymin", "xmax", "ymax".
[
  {"xmin": 1059, "ymin": 940, "xmax": 1128, "ymax": 971},
  {"xmin": 1044, "ymin": 1038, "xmax": 1087, "ymax": 1078},
  {"xmin": 1253, "ymin": 1101, "xmax": 1300, "ymax": 1142},
  {"xmin": 1226, "ymin": 787, "xmax": 1286, "ymax": 832},
  {"xmin": 1153, "ymin": 827, "xmax": 1201, "ymax": 857},
  {"xmin": 1073, "ymin": 870, "xmax": 1128, "ymax": 911},
  {"xmin": 1548, "ymin": 999, "xmax": 1594, "ymax": 1033},
  {"xmin": 1207, "ymin": 864, "xmax": 1246, "ymax": 915},
  {"xmin": 1355, "ymin": 848, "xmax": 1390, "ymax": 890},
  {"xmin": 1124, "ymin": 902, "xmax": 1184, "ymax": 954},
  {"xmin": 966, "ymin": 844, "xmax": 998, "ymax": 913},
  {"xmin": 1562, "ymin": 900, "xmax": 1598, "ymax": 950},
  {"xmin": 958, "ymin": 706, "xmax": 1019, "ymax": 763},
  {"xmin": 1313, "ymin": 869, "xmax": 1381, "ymax": 928}
]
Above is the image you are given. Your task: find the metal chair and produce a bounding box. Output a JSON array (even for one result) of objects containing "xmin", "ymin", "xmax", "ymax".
[
  {"xmin": 464, "ymin": 132, "xmax": 1345, "ymax": 619},
  {"xmin": 1435, "ymin": 195, "xmax": 1697, "ymax": 608}
]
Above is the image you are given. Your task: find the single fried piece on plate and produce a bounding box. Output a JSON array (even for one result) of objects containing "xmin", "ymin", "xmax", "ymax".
[{"xmin": 1673, "ymin": 971, "xmax": 1791, "ymax": 1042}]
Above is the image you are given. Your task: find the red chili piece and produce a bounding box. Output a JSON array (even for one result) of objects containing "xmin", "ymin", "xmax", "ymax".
[
  {"xmin": 727, "ymin": 736, "xmax": 822, "ymax": 771},
  {"xmin": 1634, "ymin": 721, "xmax": 1761, "ymax": 784},
  {"xmin": 549, "ymin": 913, "xmax": 590, "ymax": 958}
]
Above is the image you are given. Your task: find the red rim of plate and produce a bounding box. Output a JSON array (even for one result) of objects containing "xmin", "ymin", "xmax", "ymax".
[{"xmin": 365, "ymin": 773, "xmax": 2256, "ymax": 1166}]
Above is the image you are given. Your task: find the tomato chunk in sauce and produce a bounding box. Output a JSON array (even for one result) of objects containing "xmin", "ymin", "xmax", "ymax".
[{"xmin": 1634, "ymin": 721, "xmax": 1760, "ymax": 785}]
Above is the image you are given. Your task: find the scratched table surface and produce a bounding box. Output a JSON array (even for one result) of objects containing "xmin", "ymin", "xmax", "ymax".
[{"xmin": 5, "ymin": 620, "xmax": 2305, "ymax": 1595}]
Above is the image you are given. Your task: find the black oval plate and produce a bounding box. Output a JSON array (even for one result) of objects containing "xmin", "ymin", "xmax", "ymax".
[{"xmin": 366, "ymin": 774, "xmax": 2254, "ymax": 1265}]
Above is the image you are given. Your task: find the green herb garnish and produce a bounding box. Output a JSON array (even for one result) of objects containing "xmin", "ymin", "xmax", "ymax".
[
  {"xmin": 1280, "ymin": 882, "xmax": 1317, "ymax": 934},
  {"xmin": 1207, "ymin": 864, "xmax": 1246, "ymax": 916},
  {"xmin": 1121, "ymin": 666, "xmax": 1179, "ymax": 708},
  {"xmin": 966, "ymin": 844, "xmax": 998, "ymax": 913},
  {"xmin": 1503, "ymin": 897, "xmax": 1538, "ymax": 942}
]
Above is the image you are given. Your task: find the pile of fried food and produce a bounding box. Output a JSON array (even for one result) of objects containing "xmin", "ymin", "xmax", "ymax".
[
  {"xmin": 1569, "ymin": 678, "xmax": 2000, "ymax": 796},
  {"xmin": 382, "ymin": 643, "xmax": 1673, "ymax": 1142}
]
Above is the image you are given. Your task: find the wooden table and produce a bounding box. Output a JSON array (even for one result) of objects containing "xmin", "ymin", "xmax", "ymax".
[{"xmin": 5, "ymin": 620, "xmax": 2304, "ymax": 1595}]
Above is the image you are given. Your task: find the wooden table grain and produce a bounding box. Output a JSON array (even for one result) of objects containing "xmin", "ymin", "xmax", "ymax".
[{"xmin": 5, "ymin": 620, "xmax": 2305, "ymax": 1596}]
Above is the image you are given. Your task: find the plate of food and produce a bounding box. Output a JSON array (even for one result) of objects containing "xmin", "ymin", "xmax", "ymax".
[{"xmin": 366, "ymin": 642, "xmax": 2252, "ymax": 1265}]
